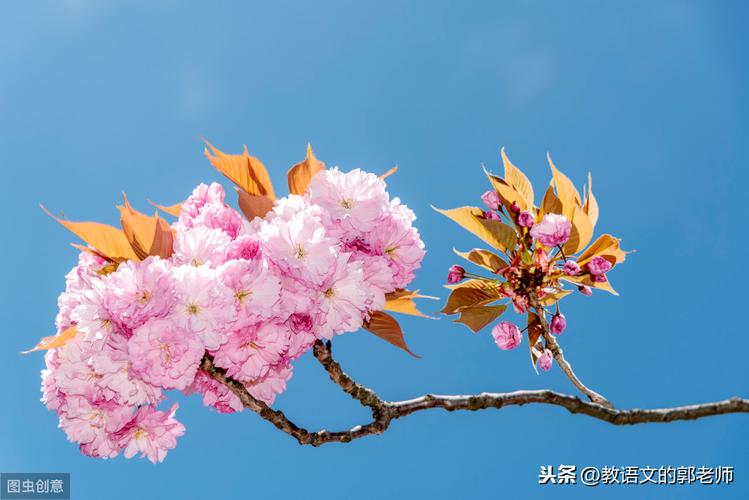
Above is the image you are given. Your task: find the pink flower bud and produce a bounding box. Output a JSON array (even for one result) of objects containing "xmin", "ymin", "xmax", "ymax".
[
  {"xmin": 591, "ymin": 274, "xmax": 607, "ymax": 283},
  {"xmin": 481, "ymin": 190, "xmax": 501, "ymax": 211},
  {"xmin": 529, "ymin": 214, "xmax": 571, "ymax": 247},
  {"xmin": 550, "ymin": 313, "xmax": 566, "ymax": 335},
  {"xmin": 492, "ymin": 321, "xmax": 522, "ymax": 350},
  {"xmin": 447, "ymin": 265, "xmax": 465, "ymax": 284},
  {"xmin": 577, "ymin": 285, "xmax": 593, "ymax": 296},
  {"xmin": 587, "ymin": 255, "xmax": 612, "ymax": 276},
  {"xmin": 483, "ymin": 210, "xmax": 501, "ymax": 221},
  {"xmin": 563, "ymin": 260, "xmax": 580, "ymax": 276},
  {"xmin": 517, "ymin": 210, "xmax": 535, "ymax": 228},
  {"xmin": 538, "ymin": 348, "xmax": 553, "ymax": 371},
  {"xmin": 510, "ymin": 201, "xmax": 521, "ymax": 213}
]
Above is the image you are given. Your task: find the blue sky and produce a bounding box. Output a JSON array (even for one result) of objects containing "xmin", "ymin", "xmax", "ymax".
[{"xmin": 1, "ymin": 1, "xmax": 747, "ymax": 498}]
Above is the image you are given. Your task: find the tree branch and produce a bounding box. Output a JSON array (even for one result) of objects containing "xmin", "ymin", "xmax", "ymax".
[{"xmin": 201, "ymin": 342, "xmax": 749, "ymax": 447}]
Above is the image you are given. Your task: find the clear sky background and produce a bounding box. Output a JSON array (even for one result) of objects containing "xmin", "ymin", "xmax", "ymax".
[{"xmin": 0, "ymin": 1, "xmax": 747, "ymax": 499}]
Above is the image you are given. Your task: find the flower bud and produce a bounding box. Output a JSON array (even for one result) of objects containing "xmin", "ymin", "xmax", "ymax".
[
  {"xmin": 510, "ymin": 201, "xmax": 521, "ymax": 213},
  {"xmin": 591, "ymin": 274, "xmax": 607, "ymax": 283},
  {"xmin": 538, "ymin": 348, "xmax": 553, "ymax": 371},
  {"xmin": 481, "ymin": 190, "xmax": 501, "ymax": 211},
  {"xmin": 550, "ymin": 313, "xmax": 566, "ymax": 335},
  {"xmin": 563, "ymin": 260, "xmax": 580, "ymax": 276},
  {"xmin": 447, "ymin": 265, "xmax": 465, "ymax": 284},
  {"xmin": 577, "ymin": 285, "xmax": 593, "ymax": 296},
  {"xmin": 587, "ymin": 255, "xmax": 612, "ymax": 276},
  {"xmin": 483, "ymin": 210, "xmax": 501, "ymax": 221},
  {"xmin": 517, "ymin": 210, "xmax": 535, "ymax": 228},
  {"xmin": 492, "ymin": 321, "xmax": 522, "ymax": 350}
]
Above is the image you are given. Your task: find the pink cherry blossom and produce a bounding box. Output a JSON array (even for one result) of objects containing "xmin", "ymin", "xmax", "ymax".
[
  {"xmin": 563, "ymin": 260, "xmax": 580, "ymax": 276},
  {"xmin": 171, "ymin": 265, "xmax": 234, "ymax": 350},
  {"xmin": 219, "ymin": 259, "xmax": 281, "ymax": 326},
  {"xmin": 492, "ymin": 321, "xmax": 522, "ymax": 350},
  {"xmin": 308, "ymin": 167, "xmax": 389, "ymax": 233},
  {"xmin": 42, "ymin": 165, "xmax": 425, "ymax": 462},
  {"xmin": 59, "ymin": 395, "xmax": 132, "ymax": 450},
  {"xmin": 245, "ymin": 363, "xmax": 293, "ymax": 406},
  {"xmin": 105, "ymin": 257, "xmax": 175, "ymax": 331},
  {"xmin": 261, "ymin": 209, "xmax": 336, "ymax": 286},
  {"xmin": 118, "ymin": 403, "xmax": 185, "ymax": 463},
  {"xmin": 184, "ymin": 370, "xmax": 243, "ymax": 414},
  {"xmin": 225, "ymin": 235, "xmax": 260, "ymax": 261},
  {"xmin": 529, "ymin": 213, "xmax": 571, "ymax": 247},
  {"xmin": 316, "ymin": 255, "xmax": 370, "ymax": 339},
  {"xmin": 128, "ymin": 318, "xmax": 204, "ymax": 390},
  {"xmin": 365, "ymin": 214, "xmax": 425, "ymax": 290},
  {"xmin": 212, "ymin": 323, "xmax": 290, "ymax": 382},
  {"xmin": 173, "ymin": 226, "xmax": 232, "ymax": 268},
  {"xmin": 587, "ymin": 255, "xmax": 613, "ymax": 276},
  {"xmin": 178, "ymin": 182, "xmax": 225, "ymax": 223}
]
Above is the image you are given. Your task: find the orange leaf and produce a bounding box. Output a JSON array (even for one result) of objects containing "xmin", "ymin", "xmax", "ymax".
[
  {"xmin": 148, "ymin": 216, "xmax": 175, "ymax": 259},
  {"xmin": 454, "ymin": 304, "xmax": 507, "ymax": 333},
  {"xmin": 363, "ymin": 311, "xmax": 419, "ymax": 357},
  {"xmin": 384, "ymin": 289, "xmax": 438, "ymax": 318},
  {"xmin": 484, "ymin": 169, "xmax": 530, "ymax": 212},
  {"xmin": 547, "ymin": 153, "xmax": 581, "ymax": 219},
  {"xmin": 562, "ymin": 206, "xmax": 593, "ymax": 255},
  {"xmin": 561, "ymin": 273, "xmax": 619, "ymax": 296},
  {"xmin": 148, "ymin": 199, "xmax": 182, "ymax": 217},
  {"xmin": 287, "ymin": 143, "xmax": 326, "ymax": 195},
  {"xmin": 527, "ymin": 312, "xmax": 544, "ymax": 372},
  {"xmin": 22, "ymin": 325, "xmax": 78, "ymax": 354},
  {"xmin": 441, "ymin": 280, "xmax": 501, "ymax": 314},
  {"xmin": 236, "ymin": 188, "xmax": 274, "ymax": 221},
  {"xmin": 434, "ymin": 206, "xmax": 518, "ymax": 251},
  {"xmin": 42, "ymin": 205, "xmax": 139, "ymax": 262},
  {"xmin": 379, "ymin": 166, "xmax": 398, "ymax": 180},
  {"xmin": 539, "ymin": 288, "xmax": 573, "ymax": 306},
  {"xmin": 583, "ymin": 172, "xmax": 599, "ymax": 228},
  {"xmin": 576, "ymin": 234, "xmax": 627, "ymax": 265},
  {"xmin": 453, "ymin": 248, "xmax": 507, "ymax": 273},
  {"xmin": 540, "ymin": 184, "xmax": 563, "ymax": 218},
  {"xmin": 204, "ymin": 140, "xmax": 276, "ymax": 199},
  {"xmin": 118, "ymin": 194, "xmax": 174, "ymax": 259},
  {"xmin": 501, "ymin": 147, "xmax": 534, "ymax": 208}
]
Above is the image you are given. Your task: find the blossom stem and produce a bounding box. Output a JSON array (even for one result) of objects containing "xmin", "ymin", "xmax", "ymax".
[{"xmin": 528, "ymin": 295, "xmax": 613, "ymax": 408}]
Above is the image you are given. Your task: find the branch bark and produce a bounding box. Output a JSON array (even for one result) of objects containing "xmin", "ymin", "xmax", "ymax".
[{"xmin": 201, "ymin": 341, "xmax": 749, "ymax": 447}]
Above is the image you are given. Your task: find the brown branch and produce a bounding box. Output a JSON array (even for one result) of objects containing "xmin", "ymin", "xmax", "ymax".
[
  {"xmin": 529, "ymin": 296, "xmax": 613, "ymax": 407},
  {"xmin": 201, "ymin": 342, "xmax": 749, "ymax": 447}
]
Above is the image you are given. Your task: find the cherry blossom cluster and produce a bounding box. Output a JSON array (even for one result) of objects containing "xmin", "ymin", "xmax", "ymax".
[{"xmin": 41, "ymin": 168, "xmax": 424, "ymax": 462}]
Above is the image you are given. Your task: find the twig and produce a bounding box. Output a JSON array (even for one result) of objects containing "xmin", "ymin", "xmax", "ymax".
[
  {"xmin": 201, "ymin": 342, "xmax": 749, "ymax": 447},
  {"xmin": 529, "ymin": 296, "xmax": 613, "ymax": 407}
]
